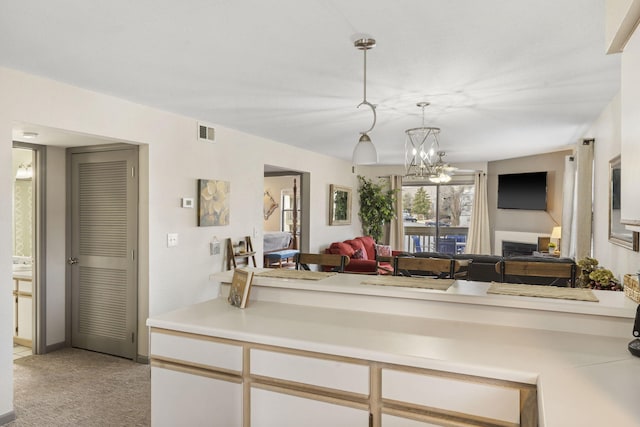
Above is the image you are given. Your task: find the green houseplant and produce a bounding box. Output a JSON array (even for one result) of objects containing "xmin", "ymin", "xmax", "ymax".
[
  {"xmin": 357, "ymin": 176, "xmax": 396, "ymax": 243},
  {"xmin": 576, "ymin": 256, "xmax": 622, "ymax": 290}
]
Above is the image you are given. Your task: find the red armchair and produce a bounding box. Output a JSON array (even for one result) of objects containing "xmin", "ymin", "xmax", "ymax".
[{"xmin": 325, "ymin": 236, "xmax": 393, "ymax": 274}]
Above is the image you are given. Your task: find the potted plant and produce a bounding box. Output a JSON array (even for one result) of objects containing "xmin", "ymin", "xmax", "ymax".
[
  {"xmin": 547, "ymin": 242, "xmax": 556, "ymax": 254},
  {"xmin": 576, "ymin": 257, "xmax": 622, "ymax": 290},
  {"xmin": 357, "ymin": 176, "xmax": 396, "ymax": 243}
]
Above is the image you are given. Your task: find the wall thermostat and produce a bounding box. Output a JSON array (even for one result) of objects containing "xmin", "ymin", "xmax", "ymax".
[{"xmin": 181, "ymin": 197, "xmax": 194, "ymax": 208}]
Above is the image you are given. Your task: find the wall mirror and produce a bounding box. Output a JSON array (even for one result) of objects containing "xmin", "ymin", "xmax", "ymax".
[
  {"xmin": 329, "ymin": 184, "xmax": 352, "ymax": 225},
  {"xmin": 609, "ymin": 155, "xmax": 639, "ymax": 251}
]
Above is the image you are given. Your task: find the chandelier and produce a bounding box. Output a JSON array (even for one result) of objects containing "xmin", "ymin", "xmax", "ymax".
[
  {"xmin": 404, "ymin": 102, "xmax": 455, "ymax": 182},
  {"xmin": 352, "ymin": 37, "xmax": 378, "ymax": 165},
  {"xmin": 404, "ymin": 102, "xmax": 441, "ymax": 177}
]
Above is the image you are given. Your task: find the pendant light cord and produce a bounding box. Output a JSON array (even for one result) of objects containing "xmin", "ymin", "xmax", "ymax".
[{"xmin": 357, "ymin": 43, "xmax": 376, "ymax": 135}]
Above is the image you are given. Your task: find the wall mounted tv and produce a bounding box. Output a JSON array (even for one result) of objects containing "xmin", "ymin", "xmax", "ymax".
[{"xmin": 497, "ymin": 171, "xmax": 547, "ymax": 210}]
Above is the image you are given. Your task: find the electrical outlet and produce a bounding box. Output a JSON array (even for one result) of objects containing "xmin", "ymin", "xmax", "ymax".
[{"xmin": 167, "ymin": 233, "xmax": 178, "ymax": 248}]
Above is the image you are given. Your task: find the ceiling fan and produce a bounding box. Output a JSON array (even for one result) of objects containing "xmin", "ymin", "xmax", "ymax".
[{"xmin": 427, "ymin": 152, "xmax": 457, "ymax": 183}]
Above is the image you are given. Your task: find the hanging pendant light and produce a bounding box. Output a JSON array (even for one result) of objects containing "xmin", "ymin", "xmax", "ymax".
[
  {"xmin": 352, "ymin": 38, "xmax": 378, "ymax": 165},
  {"xmin": 405, "ymin": 102, "xmax": 441, "ymax": 177}
]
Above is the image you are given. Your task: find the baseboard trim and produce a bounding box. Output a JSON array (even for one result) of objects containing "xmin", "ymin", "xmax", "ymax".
[
  {"xmin": 45, "ymin": 341, "xmax": 66, "ymax": 353},
  {"xmin": 0, "ymin": 410, "xmax": 16, "ymax": 425},
  {"xmin": 136, "ymin": 354, "xmax": 150, "ymax": 364}
]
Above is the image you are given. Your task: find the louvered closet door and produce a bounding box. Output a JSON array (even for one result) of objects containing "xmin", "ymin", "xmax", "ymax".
[{"xmin": 70, "ymin": 147, "xmax": 138, "ymax": 360}]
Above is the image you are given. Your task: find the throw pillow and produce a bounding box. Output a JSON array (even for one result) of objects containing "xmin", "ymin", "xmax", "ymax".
[
  {"xmin": 352, "ymin": 248, "xmax": 364, "ymax": 259},
  {"xmin": 375, "ymin": 244, "xmax": 392, "ymax": 257},
  {"xmin": 328, "ymin": 242, "xmax": 355, "ymax": 257},
  {"xmin": 344, "ymin": 238, "xmax": 368, "ymax": 260}
]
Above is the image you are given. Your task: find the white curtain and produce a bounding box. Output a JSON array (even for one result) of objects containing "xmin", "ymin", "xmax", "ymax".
[
  {"xmin": 389, "ymin": 175, "xmax": 404, "ymax": 251},
  {"xmin": 465, "ymin": 172, "xmax": 491, "ymax": 254},
  {"xmin": 566, "ymin": 139, "xmax": 594, "ymax": 259},
  {"xmin": 561, "ymin": 155, "xmax": 577, "ymax": 258}
]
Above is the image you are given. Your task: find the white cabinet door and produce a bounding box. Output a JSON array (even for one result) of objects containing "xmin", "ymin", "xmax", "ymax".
[
  {"xmin": 13, "ymin": 292, "xmax": 17, "ymax": 338},
  {"xmin": 151, "ymin": 366, "xmax": 242, "ymax": 427},
  {"xmin": 16, "ymin": 294, "xmax": 32, "ymax": 341},
  {"xmin": 251, "ymin": 387, "xmax": 369, "ymax": 427}
]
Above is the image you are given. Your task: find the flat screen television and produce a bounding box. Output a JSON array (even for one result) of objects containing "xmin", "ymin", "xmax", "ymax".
[{"xmin": 497, "ymin": 171, "xmax": 547, "ymax": 210}]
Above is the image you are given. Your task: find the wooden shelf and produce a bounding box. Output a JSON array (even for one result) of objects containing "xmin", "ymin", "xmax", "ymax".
[{"xmin": 226, "ymin": 237, "xmax": 257, "ymax": 270}]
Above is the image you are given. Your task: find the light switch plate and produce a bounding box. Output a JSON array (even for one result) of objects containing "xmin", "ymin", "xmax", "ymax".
[{"xmin": 167, "ymin": 233, "xmax": 179, "ymax": 247}]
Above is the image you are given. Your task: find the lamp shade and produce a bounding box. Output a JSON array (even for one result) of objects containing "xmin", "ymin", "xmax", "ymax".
[
  {"xmin": 352, "ymin": 133, "xmax": 378, "ymax": 165},
  {"xmin": 551, "ymin": 226, "xmax": 562, "ymax": 239}
]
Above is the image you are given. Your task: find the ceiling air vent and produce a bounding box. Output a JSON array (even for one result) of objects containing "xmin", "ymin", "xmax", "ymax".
[{"xmin": 198, "ymin": 123, "xmax": 215, "ymax": 142}]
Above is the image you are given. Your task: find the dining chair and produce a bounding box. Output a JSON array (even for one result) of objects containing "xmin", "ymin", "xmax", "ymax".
[
  {"xmin": 495, "ymin": 259, "xmax": 576, "ymax": 287},
  {"xmin": 393, "ymin": 257, "xmax": 454, "ymax": 278},
  {"xmin": 296, "ymin": 253, "xmax": 349, "ymax": 273}
]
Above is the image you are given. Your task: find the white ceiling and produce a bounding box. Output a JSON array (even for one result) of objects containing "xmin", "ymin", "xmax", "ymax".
[{"xmin": 0, "ymin": 0, "xmax": 620, "ymax": 164}]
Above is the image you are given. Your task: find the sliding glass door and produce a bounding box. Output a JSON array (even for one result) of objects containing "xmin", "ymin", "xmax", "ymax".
[{"xmin": 402, "ymin": 177, "xmax": 475, "ymax": 254}]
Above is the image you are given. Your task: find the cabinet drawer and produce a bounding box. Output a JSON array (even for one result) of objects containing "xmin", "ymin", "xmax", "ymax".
[
  {"xmin": 250, "ymin": 349, "xmax": 369, "ymax": 394},
  {"xmin": 382, "ymin": 368, "xmax": 520, "ymax": 424},
  {"xmin": 151, "ymin": 330, "xmax": 242, "ymax": 372},
  {"xmin": 251, "ymin": 387, "xmax": 369, "ymax": 427},
  {"xmin": 381, "ymin": 413, "xmax": 440, "ymax": 427}
]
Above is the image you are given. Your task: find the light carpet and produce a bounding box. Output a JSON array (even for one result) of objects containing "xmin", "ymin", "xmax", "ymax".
[{"xmin": 8, "ymin": 347, "xmax": 150, "ymax": 426}]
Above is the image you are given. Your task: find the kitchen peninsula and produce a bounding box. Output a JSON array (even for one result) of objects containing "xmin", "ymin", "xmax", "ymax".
[{"xmin": 147, "ymin": 270, "xmax": 640, "ymax": 426}]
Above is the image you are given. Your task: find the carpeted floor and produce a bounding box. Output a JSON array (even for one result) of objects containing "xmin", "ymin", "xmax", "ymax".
[{"xmin": 8, "ymin": 347, "xmax": 150, "ymax": 426}]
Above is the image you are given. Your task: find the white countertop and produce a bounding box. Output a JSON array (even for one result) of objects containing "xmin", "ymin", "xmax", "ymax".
[
  {"xmin": 148, "ymin": 296, "xmax": 640, "ymax": 427},
  {"xmin": 211, "ymin": 269, "xmax": 637, "ymax": 319}
]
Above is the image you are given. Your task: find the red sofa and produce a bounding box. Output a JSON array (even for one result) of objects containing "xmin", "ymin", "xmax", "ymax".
[{"xmin": 325, "ymin": 236, "xmax": 393, "ymax": 274}]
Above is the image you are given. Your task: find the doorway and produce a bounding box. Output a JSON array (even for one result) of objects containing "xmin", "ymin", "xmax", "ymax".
[
  {"xmin": 264, "ymin": 168, "xmax": 310, "ymax": 255},
  {"xmin": 11, "ymin": 142, "xmax": 46, "ymax": 359},
  {"xmin": 68, "ymin": 145, "xmax": 139, "ymax": 360}
]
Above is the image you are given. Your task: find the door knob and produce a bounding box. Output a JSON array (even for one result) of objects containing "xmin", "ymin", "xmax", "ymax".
[{"xmin": 67, "ymin": 257, "xmax": 79, "ymax": 265}]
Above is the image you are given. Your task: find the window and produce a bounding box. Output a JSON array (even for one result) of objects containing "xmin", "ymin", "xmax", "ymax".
[
  {"xmin": 402, "ymin": 176, "xmax": 475, "ymax": 254},
  {"xmin": 280, "ymin": 189, "xmax": 300, "ymax": 237}
]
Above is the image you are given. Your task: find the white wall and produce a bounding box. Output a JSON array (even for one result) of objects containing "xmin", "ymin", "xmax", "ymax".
[
  {"xmin": 1, "ymin": 118, "xmax": 13, "ymax": 418},
  {"xmin": 487, "ymin": 150, "xmax": 571, "ymax": 252},
  {"xmin": 0, "ymin": 66, "xmax": 362, "ymax": 419},
  {"xmin": 586, "ymin": 92, "xmax": 640, "ymax": 279}
]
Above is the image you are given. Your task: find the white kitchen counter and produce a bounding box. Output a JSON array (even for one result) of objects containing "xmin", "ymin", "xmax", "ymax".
[
  {"xmin": 148, "ymin": 275, "xmax": 640, "ymax": 427},
  {"xmin": 211, "ymin": 269, "xmax": 637, "ymax": 338}
]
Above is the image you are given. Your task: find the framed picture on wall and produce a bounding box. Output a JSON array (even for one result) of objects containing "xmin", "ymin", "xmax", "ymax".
[
  {"xmin": 198, "ymin": 179, "xmax": 230, "ymax": 226},
  {"xmin": 329, "ymin": 184, "xmax": 352, "ymax": 225}
]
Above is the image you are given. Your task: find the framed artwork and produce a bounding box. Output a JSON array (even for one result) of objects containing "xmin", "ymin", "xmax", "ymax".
[
  {"xmin": 198, "ymin": 179, "xmax": 230, "ymax": 226},
  {"xmin": 263, "ymin": 190, "xmax": 279, "ymax": 220},
  {"xmin": 329, "ymin": 184, "xmax": 352, "ymax": 225}
]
